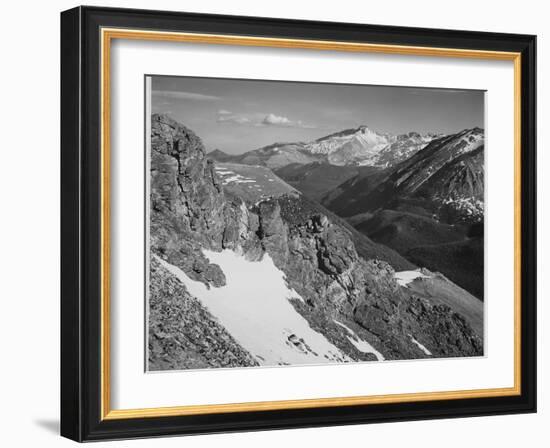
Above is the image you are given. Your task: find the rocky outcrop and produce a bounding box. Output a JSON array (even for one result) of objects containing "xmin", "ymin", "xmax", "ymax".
[
  {"xmin": 150, "ymin": 115, "xmax": 224, "ymax": 237},
  {"xmin": 149, "ymin": 257, "xmax": 258, "ymax": 370},
  {"xmin": 150, "ymin": 114, "xmax": 262, "ymax": 286},
  {"xmin": 253, "ymin": 194, "xmax": 482, "ymax": 359},
  {"xmin": 149, "ymin": 114, "xmax": 482, "ymax": 369},
  {"xmin": 353, "ymin": 292, "xmax": 482, "ymax": 359}
]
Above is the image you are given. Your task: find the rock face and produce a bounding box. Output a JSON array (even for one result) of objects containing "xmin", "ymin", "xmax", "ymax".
[
  {"xmin": 150, "ymin": 114, "xmax": 225, "ymax": 252},
  {"xmin": 258, "ymin": 195, "xmax": 481, "ymax": 359},
  {"xmin": 149, "ymin": 114, "xmax": 483, "ymax": 370},
  {"xmin": 150, "ymin": 114, "xmax": 261, "ymax": 286}
]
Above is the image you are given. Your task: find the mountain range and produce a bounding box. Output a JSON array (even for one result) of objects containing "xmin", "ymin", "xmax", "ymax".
[
  {"xmin": 210, "ymin": 125, "xmax": 439, "ymax": 169},
  {"xmin": 325, "ymin": 127, "xmax": 484, "ymax": 221},
  {"xmin": 149, "ymin": 113, "xmax": 484, "ymax": 371},
  {"xmin": 211, "ymin": 123, "xmax": 485, "ymax": 299}
]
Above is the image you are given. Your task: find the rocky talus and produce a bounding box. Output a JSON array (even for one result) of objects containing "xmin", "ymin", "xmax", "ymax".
[
  {"xmin": 149, "ymin": 257, "xmax": 258, "ymax": 370},
  {"xmin": 149, "ymin": 114, "xmax": 482, "ymax": 370}
]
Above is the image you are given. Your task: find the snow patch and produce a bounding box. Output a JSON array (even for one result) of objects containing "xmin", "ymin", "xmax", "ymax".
[
  {"xmin": 215, "ymin": 168, "xmax": 257, "ymax": 185},
  {"xmin": 155, "ymin": 251, "xmax": 349, "ymax": 366},
  {"xmin": 223, "ymin": 174, "xmax": 255, "ymax": 184},
  {"xmin": 410, "ymin": 336, "xmax": 432, "ymax": 356},
  {"xmin": 394, "ymin": 270, "xmax": 430, "ymax": 287},
  {"xmin": 333, "ymin": 320, "xmax": 385, "ymax": 361},
  {"xmin": 441, "ymin": 196, "xmax": 484, "ymax": 218}
]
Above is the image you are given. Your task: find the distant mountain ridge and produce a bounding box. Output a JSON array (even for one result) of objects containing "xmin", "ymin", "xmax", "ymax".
[
  {"xmin": 321, "ymin": 127, "xmax": 485, "ymax": 299},
  {"xmin": 209, "ymin": 125, "xmax": 440, "ymax": 169},
  {"xmin": 326, "ymin": 127, "xmax": 485, "ymax": 222}
]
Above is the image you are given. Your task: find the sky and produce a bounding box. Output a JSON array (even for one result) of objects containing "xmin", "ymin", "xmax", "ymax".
[{"xmin": 151, "ymin": 76, "xmax": 485, "ymax": 155}]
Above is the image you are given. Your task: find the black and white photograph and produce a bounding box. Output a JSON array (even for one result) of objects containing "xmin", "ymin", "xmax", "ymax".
[
  {"xmin": 147, "ymin": 75, "xmax": 485, "ymax": 371},
  {"xmin": 0, "ymin": 0, "xmax": 542, "ymax": 444}
]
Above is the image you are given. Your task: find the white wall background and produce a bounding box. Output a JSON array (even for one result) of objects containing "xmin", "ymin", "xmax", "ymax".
[{"xmin": 0, "ymin": 0, "xmax": 546, "ymax": 446}]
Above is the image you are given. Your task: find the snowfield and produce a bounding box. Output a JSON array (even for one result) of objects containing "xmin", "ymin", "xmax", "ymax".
[
  {"xmin": 213, "ymin": 163, "xmax": 298, "ymax": 203},
  {"xmin": 333, "ymin": 320, "xmax": 385, "ymax": 361},
  {"xmin": 155, "ymin": 251, "xmax": 350, "ymax": 366},
  {"xmin": 394, "ymin": 270, "xmax": 431, "ymax": 287}
]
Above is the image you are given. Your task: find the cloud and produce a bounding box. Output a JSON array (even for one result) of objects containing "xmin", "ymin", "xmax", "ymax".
[
  {"xmin": 216, "ymin": 110, "xmax": 316, "ymax": 129},
  {"xmin": 217, "ymin": 114, "xmax": 251, "ymax": 124},
  {"xmin": 261, "ymin": 113, "xmax": 316, "ymax": 129},
  {"xmin": 152, "ymin": 90, "xmax": 221, "ymax": 101},
  {"xmin": 262, "ymin": 113, "xmax": 292, "ymax": 126}
]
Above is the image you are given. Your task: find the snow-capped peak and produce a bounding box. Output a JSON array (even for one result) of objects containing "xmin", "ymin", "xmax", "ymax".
[{"xmin": 302, "ymin": 126, "xmax": 439, "ymax": 166}]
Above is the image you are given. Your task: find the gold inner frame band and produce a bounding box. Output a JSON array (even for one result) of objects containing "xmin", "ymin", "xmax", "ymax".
[{"xmin": 100, "ymin": 27, "xmax": 522, "ymax": 421}]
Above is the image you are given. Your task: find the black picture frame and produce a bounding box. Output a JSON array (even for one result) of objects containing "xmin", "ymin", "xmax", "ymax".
[{"xmin": 61, "ymin": 5, "xmax": 537, "ymax": 442}]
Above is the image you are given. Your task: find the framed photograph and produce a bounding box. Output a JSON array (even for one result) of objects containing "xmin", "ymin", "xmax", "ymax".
[{"xmin": 60, "ymin": 6, "xmax": 536, "ymax": 442}]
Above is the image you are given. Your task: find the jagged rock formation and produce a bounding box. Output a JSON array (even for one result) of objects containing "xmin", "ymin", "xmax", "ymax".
[
  {"xmin": 255, "ymin": 195, "xmax": 481, "ymax": 359},
  {"xmin": 149, "ymin": 114, "xmax": 482, "ymax": 370}
]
